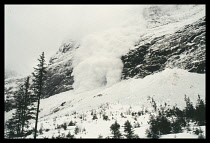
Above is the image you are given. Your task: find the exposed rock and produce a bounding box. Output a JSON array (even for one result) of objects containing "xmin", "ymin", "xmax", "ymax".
[
  {"xmin": 121, "ymin": 17, "xmax": 205, "ymax": 79},
  {"xmin": 42, "ymin": 40, "xmax": 78, "ymax": 98}
]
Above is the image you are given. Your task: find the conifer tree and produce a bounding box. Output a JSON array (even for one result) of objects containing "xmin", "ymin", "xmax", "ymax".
[
  {"xmin": 5, "ymin": 118, "xmax": 16, "ymax": 138},
  {"xmin": 123, "ymin": 120, "xmax": 134, "ymax": 139},
  {"xmin": 21, "ymin": 77, "xmax": 36, "ymax": 136},
  {"xmin": 110, "ymin": 121, "xmax": 122, "ymax": 139},
  {"xmin": 184, "ymin": 95, "xmax": 195, "ymax": 121},
  {"xmin": 5, "ymin": 77, "xmax": 36, "ymax": 138},
  {"xmin": 13, "ymin": 84, "xmax": 25, "ymax": 137},
  {"xmin": 195, "ymin": 95, "xmax": 205, "ymax": 125},
  {"xmin": 32, "ymin": 52, "xmax": 47, "ymax": 139}
]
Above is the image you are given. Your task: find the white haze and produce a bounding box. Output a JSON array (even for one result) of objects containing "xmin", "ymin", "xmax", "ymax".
[
  {"xmin": 72, "ymin": 6, "xmax": 147, "ymax": 92},
  {"xmin": 5, "ymin": 5, "xmax": 148, "ymax": 77}
]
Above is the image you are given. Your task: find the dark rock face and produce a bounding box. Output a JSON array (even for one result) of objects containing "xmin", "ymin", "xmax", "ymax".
[
  {"xmin": 121, "ymin": 17, "xmax": 205, "ymax": 79},
  {"xmin": 42, "ymin": 40, "xmax": 78, "ymax": 98},
  {"xmin": 42, "ymin": 61, "xmax": 74, "ymax": 98}
]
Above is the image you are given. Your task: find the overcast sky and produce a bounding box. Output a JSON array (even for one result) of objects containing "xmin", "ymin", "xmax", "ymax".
[{"xmin": 5, "ymin": 5, "xmax": 147, "ymax": 77}]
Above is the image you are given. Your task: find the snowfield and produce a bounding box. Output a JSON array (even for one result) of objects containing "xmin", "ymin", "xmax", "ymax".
[{"xmin": 5, "ymin": 68, "xmax": 205, "ymax": 138}]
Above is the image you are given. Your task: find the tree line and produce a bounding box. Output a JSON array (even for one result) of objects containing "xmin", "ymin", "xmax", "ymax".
[{"xmin": 146, "ymin": 95, "xmax": 206, "ymax": 138}]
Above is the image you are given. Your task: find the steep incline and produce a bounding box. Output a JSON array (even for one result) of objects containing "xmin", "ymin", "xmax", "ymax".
[
  {"xmin": 5, "ymin": 68, "xmax": 205, "ymax": 122},
  {"xmin": 42, "ymin": 40, "xmax": 78, "ymax": 98},
  {"xmin": 121, "ymin": 17, "xmax": 205, "ymax": 79}
]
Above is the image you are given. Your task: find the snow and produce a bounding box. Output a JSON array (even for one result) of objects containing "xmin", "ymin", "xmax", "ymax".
[
  {"xmin": 72, "ymin": 7, "xmax": 147, "ymax": 93},
  {"xmin": 72, "ymin": 57, "xmax": 123, "ymax": 93},
  {"xmin": 160, "ymin": 132, "xmax": 198, "ymax": 139},
  {"xmin": 5, "ymin": 68, "xmax": 205, "ymax": 138},
  {"xmin": 9, "ymin": 68, "xmax": 205, "ymax": 120}
]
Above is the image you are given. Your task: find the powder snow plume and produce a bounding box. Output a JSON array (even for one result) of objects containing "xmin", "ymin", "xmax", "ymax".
[{"xmin": 72, "ymin": 6, "xmax": 148, "ymax": 92}]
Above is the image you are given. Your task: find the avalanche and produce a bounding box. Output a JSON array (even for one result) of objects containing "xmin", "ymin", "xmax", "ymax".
[
  {"xmin": 72, "ymin": 6, "xmax": 147, "ymax": 93},
  {"xmin": 72, "ymin": 5, "xmax": 205, "ymax": 93}
]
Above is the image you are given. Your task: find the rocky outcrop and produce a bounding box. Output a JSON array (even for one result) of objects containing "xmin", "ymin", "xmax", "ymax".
[
  {"xmin": 121, "ymin": 17, "xmax": 205, "ymax": 79},
  {"xmin": 42, "ymin": 40, "xmax": 78, "ymax": 98}
]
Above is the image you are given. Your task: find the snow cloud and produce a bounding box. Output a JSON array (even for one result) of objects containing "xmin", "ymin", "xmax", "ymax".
[{"xmin": 72, "ymin": 5, "xmax": 147, "ymax": 92}]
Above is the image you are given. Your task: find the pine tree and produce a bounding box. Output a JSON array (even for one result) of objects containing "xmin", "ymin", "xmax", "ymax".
[
  {"xmin": 123, "ymin": 120, "xmax": 134, "ymax": 139},
  {"xmin": 110, "ymin": 121, "xmax": 122, "ymax": 139},
  {"xmin": 5, "ymin": 77, "xmax": 36, "ymax": 138},
  {"xmin": 5, "ymin": 84, "xmax": 25, "ymax": 138},
  {"xmin": 32, "ymin": 52, "xmax": 47, "ymax": 139},
  {"xmin": 184, "ymin": 95, "xmax": 195, "ymax": 121},
  {"xmin": 21, "ymin": 77, "xmax": 36, "ymax": 136},
  {"xmin": 5, "ymin": 118, "xmax": 17, "ymax": 138},
  {"xmin": 13, "ymin": 84, "xmax": 25, "ymax": 137},
  {"xmin": 195, "ymin": 95, "xmax": 205, "ymax": 125}
]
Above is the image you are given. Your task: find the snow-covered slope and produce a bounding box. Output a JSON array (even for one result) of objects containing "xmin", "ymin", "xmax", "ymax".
[
  {"xmin": 5, "ymin": 68, "xmax": 205, "ymax": 121},
  {"xmin": 143, "ymin": 5, "xmax": 205, "ymax": 29},
  {"xmin": 37, "ymin": 68, "xmax": 206, "ymax": 119},
  {"xmin": 5, "ymin": 68, "xmax": 205, "ymax": 138}
]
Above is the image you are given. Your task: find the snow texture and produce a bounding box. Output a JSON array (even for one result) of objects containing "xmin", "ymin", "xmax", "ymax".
[{"xmin": 5, "ymin": 68, "xmax": 205, "ymax": 139}]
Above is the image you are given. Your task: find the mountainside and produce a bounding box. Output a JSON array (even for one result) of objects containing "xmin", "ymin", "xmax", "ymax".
[
  {"xmin": 32, "ymin": 68, "xmax": 206, "ymax": 118},
  {"xmin": 42, "ymin": 40, "xmax": 78, "ymax": 98},
  {"xmin": 4, "ymin": 76, "xmax": 32, "ymax": 111},
  {"xmin": 143, "ymin": 5, "xmax": 205, "ymax": 29},
  {"xmin": 121, "ymin": 17, "xmax": 205, "ymax": 79},
  {"xmin": 4, "ymin": 5, "xmax": 205, "ymax": 100},
  {"xmin": 5, "ymin": 68, "xmax": 206, "ymax": 138},
  {"xmin": 4, "ymin": 41, "xmax": 76, "ymax": 110}
]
